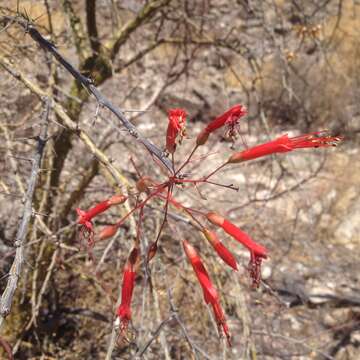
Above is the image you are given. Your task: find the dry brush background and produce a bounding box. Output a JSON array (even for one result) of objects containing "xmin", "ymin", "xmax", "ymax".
[{"xmin": 0, "ymin": 0, "xmax": 359, "ymax": 359}]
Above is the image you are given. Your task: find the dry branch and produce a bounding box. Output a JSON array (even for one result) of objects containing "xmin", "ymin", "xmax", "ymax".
[
  {"xmin": 62, "ymin": 0, "xmax": 90, "ymax": 61},
  {"xmin": 86, "ymin": 0, "xmax": 100, "ymax": 53},
  {"xmin": 107, "ymin": 0, "xmax": 171, "ymax": 60},
  {"xmin": 0, "ymin": 55, "xmax": 129, "ymax": 188},
  {"xmin": 0, "ymin": 100, "xmax": 50, "ymax": 329},
  {"xmin": 9, "ymin": 16, "xmax": 174, "ymax": 173}
]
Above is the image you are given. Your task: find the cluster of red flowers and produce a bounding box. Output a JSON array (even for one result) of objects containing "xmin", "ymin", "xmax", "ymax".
[{"xmin": 76, "ymin": 104, "xmax": 342, "ymax": 345}]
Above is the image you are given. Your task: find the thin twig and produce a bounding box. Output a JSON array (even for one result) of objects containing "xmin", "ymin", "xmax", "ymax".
[
  {"xmin": 95, "ymin": 231, "xmax": 121, "ymax": 274},
  {"xmin": 167, "ymin": 289, "xmax": 212, "ymax": 360},
  {"xmin": 151, "ymin": 278, "xmax": 171, "ymax": 360},
  {"xmin": 0, "ymin": 336, "xmax": 13, "ymax": 360},
  {"xmin": 136, "ymin": 315, "xmax": 174, "ymax": 358}
]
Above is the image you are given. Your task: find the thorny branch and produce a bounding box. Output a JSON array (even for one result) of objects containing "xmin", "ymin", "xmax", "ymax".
[
  {"xmin": 0, "ymin": 55, "xmax": 129, "ymax": 188},
  {"xmin": 0, "ymin": 100, "xmax": 50, "ymax": 330},
  {"xmin": 107, "ymin": 0, "xmax": 171, "ymax": 60},
  {"xmin": 0, "ymin": 0, "xmax": 352, "ymax": 358},
  {"xmin": 5, "ymin": 16, "xmax": 174, "ymax": 174}
]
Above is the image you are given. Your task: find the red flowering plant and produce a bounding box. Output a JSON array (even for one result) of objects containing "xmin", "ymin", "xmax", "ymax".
[{"xmin": 76, "ymin": 104, "xmax": 342, "ymax": 345}]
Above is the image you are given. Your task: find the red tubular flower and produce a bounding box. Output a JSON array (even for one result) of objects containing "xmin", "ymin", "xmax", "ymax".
[
  {"xmin": 183, "ymin": 240, "xmax": 218, "ymax": 304},
  {"xmin": 166, "ymin": 108, "xmax": 187, "ymax": 153},
  {"xmin": 116, "ymin": 247, "xmax": 139, "ymax": 332},
  {"xmin": 202, "ymin": 229, "xmax": 238, "ymax": 270},
  {"xmin": 228, "ymin": 131, "xmax": 343, "ymax": 163},
  {"xmin": 183, "ymin": 240, "xmax": 231, "ymax": 344},
  {"xmin": 76, "ymin": 194, "xmax": 127, "ymax": 245},
  {"xmin": 197, "ymin": 104, "xmax": 247, "ymax": 145},
  {"xmin": 206, "ymin": 212, "xmax": 268, "ymax": 287},
  {"xmin": 77, "ymin": 194, "xmax": 128, "ymax": 230}
]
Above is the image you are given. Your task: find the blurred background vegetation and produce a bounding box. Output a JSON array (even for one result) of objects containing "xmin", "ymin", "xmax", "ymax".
[{"xmin": 0, "ymin": 0, "xmax": 359, "ymax": 359}]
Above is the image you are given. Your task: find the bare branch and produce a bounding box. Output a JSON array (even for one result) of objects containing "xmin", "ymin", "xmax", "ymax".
[
  {"xmin": 0, "ymin": 55, "xmax": 129, "ymax": 188},
  {"xmin": 12, "ymin": 18, "xmax": 173, "ymax": 173},
  {"xmin": 86, "ymin": 0, "xmax": 100, "ymax": 53},
  {"xmin": 0, "ymin": 100, "xmax": 50, "ymax": 329},
  {"xmin": 107, "ymin": 0, "xmax": 171, "ymax": 61},
  {"xmin": 167, "ymin": 289, "xmax": 212, "ymax": 360},
  {"xmin": 62, "ymin": 0, "xmax": 90, "ymax": 61},
  {"xmin": 136, "ymin": 316, "xmax": 174, "ymax": 358}
]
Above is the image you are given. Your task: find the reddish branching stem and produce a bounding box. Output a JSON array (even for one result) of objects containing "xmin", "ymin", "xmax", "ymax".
[{"xmin": 71, "ymin": 98, "xmax": 342, "ymax": 347}]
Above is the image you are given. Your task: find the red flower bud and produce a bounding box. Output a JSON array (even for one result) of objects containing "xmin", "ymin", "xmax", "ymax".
[
  {"xmin": 146, "ymin": 242, "xmax": 158, "ymax": 263},
  {"xmin": 183, "ymin": 240, "xmax": 231, "ymax": 343},
  {"xmin": 202, "ymin": 229, "xmax": 238, "ymax": 270},
  {"xmin": 108, "ymin": 194, "xmax": 127, "ymax": 205},
  {"xmin": 182, "ymin": 240, "xmax": 218, "ymax": 304},
  {"xmin": 206, "ymin": 212, "xmax": 225, "ymax": 227},
  {"xmin": 98, "ymin": 225, "xmax": 118, "ymax": 241},
  {"xmin": 136, "ymin": 176, "xmax": 154, "ymax": 193},
  {"xmin": 196, "ymin": 129, "xmax": 210, "ymax": 146}
]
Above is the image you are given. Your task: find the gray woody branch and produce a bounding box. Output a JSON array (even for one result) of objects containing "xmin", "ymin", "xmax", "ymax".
[
  {"xmin": 15, "ymin": 17, "xmax": 174, "ymax": 173},
  {"xmin": 0, "ymin": 100, "xmax": 50, "ymax": 329}
]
